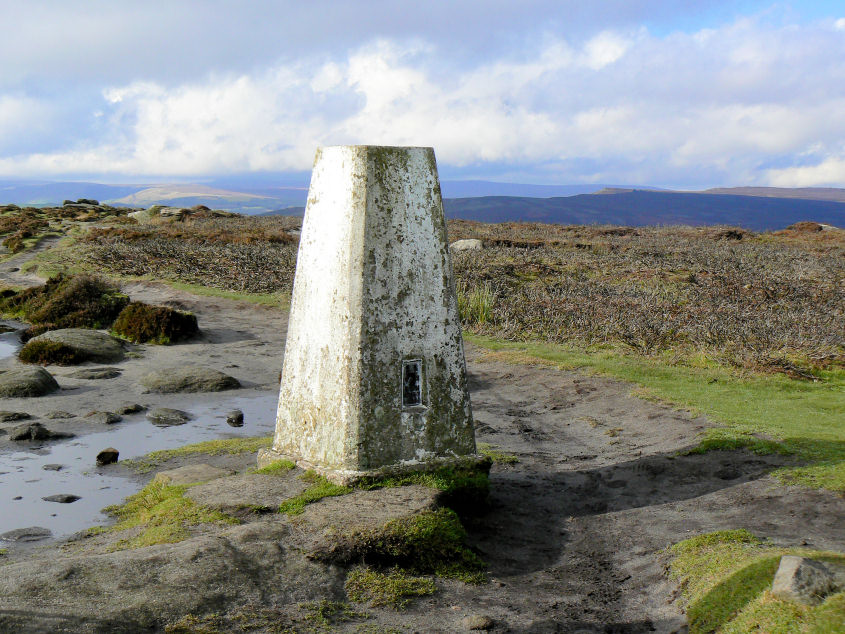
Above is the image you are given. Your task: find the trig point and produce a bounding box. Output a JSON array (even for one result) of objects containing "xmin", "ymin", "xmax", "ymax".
[{"xmin": 258, "ymin": 145, "xmax": 479, "ymax": 484}]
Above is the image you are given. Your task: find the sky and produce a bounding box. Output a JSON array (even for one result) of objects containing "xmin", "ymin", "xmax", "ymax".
[{"xmin": 1, "ymin": 0, "xmax": 845, "ymax": 189}]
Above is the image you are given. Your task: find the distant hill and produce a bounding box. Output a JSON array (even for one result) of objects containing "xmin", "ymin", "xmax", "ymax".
[
  {"xmin": 699, "ymin": 186, "xmax": 845, "ymax": 202},
  {"xmin": 443, "ymin": 190, "xmax": 845, "ymax": 231}
]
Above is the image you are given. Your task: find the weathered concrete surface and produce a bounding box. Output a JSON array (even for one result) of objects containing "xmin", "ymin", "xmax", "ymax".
[{"xmin": 273, "ymin": 145, "xmax": 476, "ymax": 478}]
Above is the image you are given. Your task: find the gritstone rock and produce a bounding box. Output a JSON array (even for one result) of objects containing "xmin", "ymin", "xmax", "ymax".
[
  {"xmin": 42, "ymin": 494, "xmax": 81, "ymax": 504},
  {"xmin": 96, "ymin": 448, "xmax": 119, "ymax": 466},
  {"xmin": 27, "ymin": 329, "xmax": 125, "ymax": 364},
  {"xmin": 450, "ymin": 238, "xmax": 484, "ymax": 252},
  {"xmin": 771, "ymin": 555, "xmax": 839, "ymax": 605},
  {"xmin": 65, "ymin": 367, "xmax": 122, "ymax": 380},
  {"xmin": 154, "ymin": 464, "xmax": 233, "ymax": 486},
  {"xmin": 140, "ymin": 366, "xmax": 240, "ymax": 393},
  {"xmin": 146, "ymin": 408, "xmax": 192, "ymax": 427},
  {"xmin": 226, "ymin": 409, "xmax": 244, "ymax": 427},
  {"xmin": 0, "ymin": 367, "xmax": 59, "ymax": 397}
]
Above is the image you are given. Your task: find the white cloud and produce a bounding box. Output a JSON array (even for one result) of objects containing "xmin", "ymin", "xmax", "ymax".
[
  {"xmin": 2, "ymin": 12, "xmax": 845, "ymax": 187},
  {"xmin": 766, "ymin": 156, "xmax": 845, "ymax": 187}
]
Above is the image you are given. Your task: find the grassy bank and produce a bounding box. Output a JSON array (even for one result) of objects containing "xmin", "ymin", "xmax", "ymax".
[
  {"xmin": 468, "ymin": 334, "xmax": 845, "ymax": 491},
  {"xmin": 669, "ymin": 529, "xmax": 845, "ymax": 633}
]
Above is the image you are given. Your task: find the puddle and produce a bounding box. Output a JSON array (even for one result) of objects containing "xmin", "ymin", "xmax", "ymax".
[
  {"xmin": 0, "ymin": 392, "xmax": 277, "ymax": 546},
  {"xmin": 0, "ymin": 321, "xmax": 24, "ymax": 359}
]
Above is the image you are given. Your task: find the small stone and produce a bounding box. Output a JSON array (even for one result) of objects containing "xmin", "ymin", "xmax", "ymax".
[
  {"xmin": 226, "ymin": 409, "xmax": 244, "ymax": 427},
  {"xmin": 65, "ymin": 367, "xmax": 121, "ymax": 380},
  {"xmin": 0, "ymin": 411, "xmax": 31, "ymax": 422},
  {"xmin": 451, "ymin": 238, "xmax": 484, "ymax": 252},
  {"xmin": 116, "ymin": 402, "xmax": 145, "ymax": 415},
  {"xmin": 96, "ymin": 448, "xmax": 119, "ymax": 466},
  {"xmin": 772, "ymin": 556, "xmax": 838, "ymax": 605},
  {"xmin": 0, "ymin": 526, "xmax": 52, "ymax": 542},
  {"xmin": 147, "ymin": 408, "xmax": 191, "ymax": 427},
  {"xmin": 42, "ymin": 464, "xmax": 64, "ymax": 471},
  {"xmin": 85, "ymin": 411, "xmax": 122, "ymax": 425},
  {"xmin": 12, "ymin": 496, "xmax": 22, "ymax": 500},
  {"xmin": 462, "ymin": 615, "xmax": 494, "ymax": 630},
  {"xmin": 44, "ymin": 411, "xmax": 74, "ymax": 419},
  {"xmin": 42, "ymin": 494, "xmax": 81, "ymax": 503}
]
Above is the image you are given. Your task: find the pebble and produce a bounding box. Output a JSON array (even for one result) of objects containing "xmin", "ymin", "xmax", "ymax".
[
  {"xmin": 42, "ymin": 464, "xmax": 64, "ymax": 471},
  {"xmin": 462, "ymin": 614, "xmax": 495, "ymax": 631},
  {"xmin": 42, "ymin": 494, "xmax": 81, "ymax": 504},
  {"xmin": 226, "ymin": 409, "xmax": 244, "ymax": 427},
  {"xmin": 96, "ymin": 448, "xmax": 119, "ymax": 466}
]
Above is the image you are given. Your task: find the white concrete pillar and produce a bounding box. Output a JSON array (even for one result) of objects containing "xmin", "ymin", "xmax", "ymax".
[{"xmin": 258, "ymin": 146, "xmax": 477, "ymax": 483}]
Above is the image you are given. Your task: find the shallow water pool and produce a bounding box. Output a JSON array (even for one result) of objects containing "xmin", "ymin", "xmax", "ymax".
[{"xmin": 0, "ymin": 392, "xmax": 277, "ymax": 545}]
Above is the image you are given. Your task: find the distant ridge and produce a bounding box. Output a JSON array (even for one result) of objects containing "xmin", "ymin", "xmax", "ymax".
[
  {"xmin": 443, "ymin": 190, "xmax": 845, "ymax": 231},
  {"xmin": 698, "ymin": 186, "xmax": 845, "ymax": 203}
]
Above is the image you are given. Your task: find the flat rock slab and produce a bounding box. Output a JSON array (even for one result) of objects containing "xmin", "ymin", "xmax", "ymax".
[
  {"xmin": 0, "ymin": 526, "xmax": 52, "ymax": 542},
  {"xmin": 0, "ymin": 521, "xmax": 338, "ymax": 632},
  {"xmin": 154, "ymin": 464, "xmax": 234, "ymax": 486},
  {"xmin": 65, "ymin": 367, "xmax": 122, "ymax": 380},
  {"xmin": 29, "ymin": 329, "xmax": 125, "ymax": 363},
  {"xmin": 0, "ymin": 366, "xmax": 59, "ymax": 397},
  {"xmin": 147, "ymin": 408, "xmax": 191, "ymax": 427},
  {"xmin": 185, "ymin": 471, "xmax": 309, "ymax": 513},
  {"xmin": 140, "ymin": 365, "xmax": 240, "ymax": 393}
]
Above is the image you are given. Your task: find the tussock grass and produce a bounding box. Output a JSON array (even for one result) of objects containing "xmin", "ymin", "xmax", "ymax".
[
  {"xmin": 111, "ymin": 301, "xmax": 198, "ymax": 344},
  {"xmin": 251, "ymin": 459, "xmax": 296, "ymax": 475},
  {"xmin": 669, "ymin": 529, "xmax": 845, "ymax": 633},
  {"xmin": 124, "ymin": 436, "xmax": 273, "ymax": 473}
]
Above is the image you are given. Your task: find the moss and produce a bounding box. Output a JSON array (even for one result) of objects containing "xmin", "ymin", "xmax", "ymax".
[
  {"xmin": 0, "ymin": 273, "xmax": 128, "ymax": 329},
  {"xmin": 477, "ymin": 442, "xmax": 519, "ymax": 464},
  {"xmin": 18, "ymin": 339, "xmax": 85, "ymax": 365},
  {"xmin": 278, "ymin": 471, "xmax": 351, "ymax": 515},
  {"xmin": 339, "ymin": 508, "xmax": 486, "ymax": 583},
  {"xmin": 111, "ymin": 301, "xmax": 199, "ymax": 344},
  {"xmin": 357, "ymin": 463, "xmax": 491, "ymax": 516},
  {"xmin": 668, "ymin": 529, "xmax": 845, "ymax": 633},
  {"xmin": 124, "ymin": 436, "xmax": 272, "ymax": 473},
  {"xmin": 345, "ymin": 567, "xmax": 436, "ymax": 609},
  {"xmin": 300, "ymin": 599, "xmax": 370, "ymax": 626},
  {"xmin": 102, "ymin": 480, "xmax": 238, "ymax": 550},
  {"xmin": 251, "ymin": 459, "xmax": 296, "ymax": 475}
]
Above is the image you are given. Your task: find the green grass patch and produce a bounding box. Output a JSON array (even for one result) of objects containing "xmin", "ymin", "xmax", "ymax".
[
  {"xmin": 477, "ymin": 442, "xmax": 520, "ymax": 464},
  {"xmin": 123, "ymin": 436, "xmax": 273, "ymax": 473},
  {"xmin": 251, "ymin": 459, "xmax": 296, "ymax": 475},
  {"xmin": 668, "ymin": 529, "xmax": 845, "ymax": 633},
  {"xmin": 278, "ymin": 471, "xmax": 352, "ymax": 515},
  {"xmin": 467, "ymin": 334, "xmax": 845, "ymax": 491},
  {"xmin": 345, "ymin": 567, "xmax": 436, "ymax": 609},
  {"xmin": 162, "ymin": 281, "xmax": 290, "ymax": 309},
  {"xmin": 102, "ymin": 479, "xmax": 238, "ymax": 550}
]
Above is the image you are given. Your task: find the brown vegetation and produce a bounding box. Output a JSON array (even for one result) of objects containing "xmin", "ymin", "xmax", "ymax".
[
  {"xmin": 18, "ymin": 339, "xmax": 86, "ymax": 365},
  {"xmin": 112, "ymin": 302, "xmax": 199, "ymax": 344}
]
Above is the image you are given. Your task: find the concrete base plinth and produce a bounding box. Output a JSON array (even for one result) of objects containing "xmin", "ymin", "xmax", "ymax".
[{"xmin": 257, "ymin": 447, "xmax": 490, "ymax": 487}]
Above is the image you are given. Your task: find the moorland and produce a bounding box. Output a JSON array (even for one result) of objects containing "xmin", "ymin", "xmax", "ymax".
[{"xmin": 0, "ymin": 200, "xmax": 841, "ymax": 633}]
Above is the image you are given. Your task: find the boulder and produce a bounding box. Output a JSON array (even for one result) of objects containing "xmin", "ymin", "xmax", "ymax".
[
  {"xmin": 226, "ymin": 409, "xmax": 244, "ymax": 427},
  {"xmin": 96, "ymin": 448, "xmax": 119, "ymax": 466},
  {"xmin": 10, "ymin": 422, "xmax": 54, "ymax": 441},
  {"xmin": 154, "ymin": 464, "xmax": 234, "ymax": 486},
  {"xmin": 140, "ymin": 366, "xmax": 240, "ymax": 393},
  {"xmin": 147, "ymin": 408, "xmax": 192, "ymax": 427},
  {"xmin": 65, "ymin": 367, "xmax": 122, "ymax": 380},
  {"xmin": 450, "ymin": 238, "xmax": 484, "ymax": 252},
  {"xmin": 0, "ymin": 366, "xmax": 59, "ymax": 397},
  {"xmin": 85, "ymin": 411, "xmax": 122, "ymax": 425},
  {"xmin": 27, "ymin": 329, "xmax": 125, "ymax": 363},
  {"xmin": 771, "ymin": 555, "xmax": 839, "ymax": 605}
]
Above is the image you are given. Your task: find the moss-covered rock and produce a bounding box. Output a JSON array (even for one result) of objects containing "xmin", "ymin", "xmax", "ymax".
[
  {"xmin": 111, "ymin": 302, "xmax": 198, "ymax": 344},
  {"xmin": 21, "ymin": 329, "xmax": 125, "ymax": 364},
  {"xmin": 18, "ymin": 339, "xmax": 86, "ymax": 365}
]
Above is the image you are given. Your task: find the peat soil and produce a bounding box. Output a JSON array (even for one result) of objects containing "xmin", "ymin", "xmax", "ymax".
[{"xmin": 0, "ymin": 279, "xmax": 843, "ymax": 632}]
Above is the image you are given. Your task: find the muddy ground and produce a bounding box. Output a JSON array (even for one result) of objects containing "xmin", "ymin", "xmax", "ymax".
[{"xmin": 0, "ymin": 277, "xmax": 843, "ymax": 633}]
